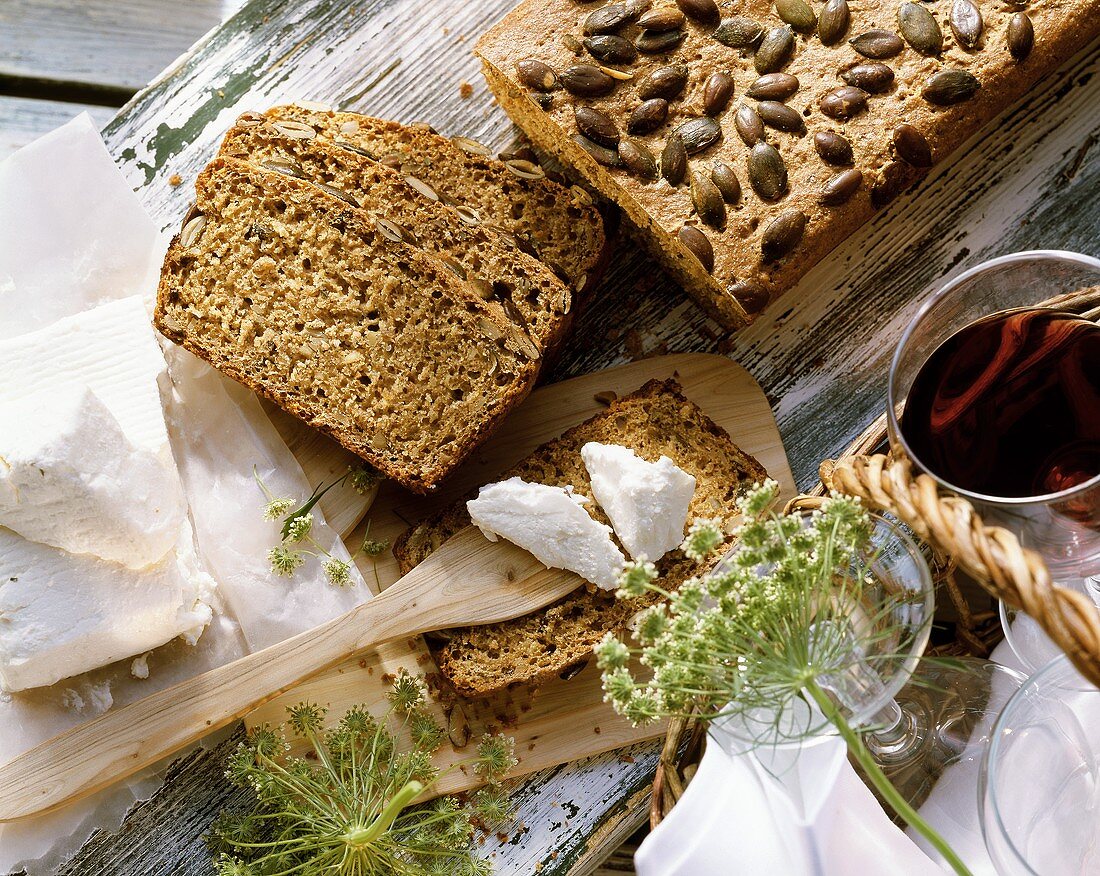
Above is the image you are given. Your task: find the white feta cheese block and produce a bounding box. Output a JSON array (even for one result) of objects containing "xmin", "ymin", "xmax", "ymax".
[
  {"xmin": 0, "ymin": 295, "xmax": 174, "ymax": 456},
  {"xmin": 581, "ymin": 442, "xmax": 696, "ymax": 562},
  {"xmin": 0, "ymin": 523, "xmax": 214, "ymax": 692},
  {"xmin": 0, "ymin": 387, "xmax": 186, "ymax": 569},
  {"xmin": 467, "ymin": 477, "xmax": 626, "ymax": 590}
]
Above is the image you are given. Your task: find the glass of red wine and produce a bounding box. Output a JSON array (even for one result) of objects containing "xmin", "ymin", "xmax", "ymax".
[{"xmin": 888, "ymin": 250, "xmax": 1100, "ymax": 670}]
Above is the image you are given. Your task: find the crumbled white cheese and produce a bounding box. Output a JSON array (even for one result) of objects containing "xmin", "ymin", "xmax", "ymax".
[
  {"xmin": 0, "ymin": 523, "xmax": 213, "ymax": 692},
  {"xmin": 130, "ymin": 653, "xmax": 150, "ymax": 680},
  {"xmin": 581, "ymin": 442, "xmax": 696, "ymax": 562},
  {"xmin": 0, "ymin": 387, "xmax": 186, "ymax": 569},
  {"xmin": 467, "ymin": 477, "xmax": 626, "ymax": 590}
]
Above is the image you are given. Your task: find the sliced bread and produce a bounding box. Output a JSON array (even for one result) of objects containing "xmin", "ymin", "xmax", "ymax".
[
  {"xmin": 155, "ymin": 157, "xmax": 540, "ymax": 494},
  {"xmin": 258, "ymin": 106, "xmax": 607, "ymax": 294},
  {"xmin": 219, "ymin": 118, "xmax": 573, "ymax": 361},
  {"xmin": 393, "ymin": 378, "xmax": 768, "ymax": 697}
]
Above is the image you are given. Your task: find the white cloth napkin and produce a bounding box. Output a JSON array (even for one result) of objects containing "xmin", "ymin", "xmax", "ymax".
[
  {"xmin": 635, "ymin": 713, "xmax": 943, "ymax": 876},
  {"xmin": 0, "ymin": 114, "xmax": 373, "ymax": 873}
]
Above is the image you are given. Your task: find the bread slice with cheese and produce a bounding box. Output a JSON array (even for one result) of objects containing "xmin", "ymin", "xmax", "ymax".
[
  {"xmin": 393, "ymin": 378, "xmax": 768, "ymax": 697},
  {"xmin": 155, "ymin": 158, "xmax": 540, "ymax": 494}
]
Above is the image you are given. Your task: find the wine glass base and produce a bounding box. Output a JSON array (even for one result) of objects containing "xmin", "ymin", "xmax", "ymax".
[{"xmin": 854, "ymin": 658, "xmax": 1024, "ymax": 826}]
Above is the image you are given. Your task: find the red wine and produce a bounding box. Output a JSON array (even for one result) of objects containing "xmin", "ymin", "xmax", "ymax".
[{"xmin": 901, "ymin": 308, "xmax": 1100, "ymax": 501}]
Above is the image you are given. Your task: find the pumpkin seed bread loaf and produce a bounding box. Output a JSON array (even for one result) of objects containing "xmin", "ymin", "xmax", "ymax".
[
  {"xmin": 259, "ymin": 106, "xmax": 607, "ymax": 297},
  {"xmin": 219, "ymin": 118, "xmax": 571, "ymax": 361},
  {"xmin": 476, "ymin": 0, "xmax": 1100, "ymax": 329},
  {"xmin": 155, "ymin": 157, "xmax": 540, "ymax": 494},
  {"xmin": 393, "ymin": 378, "xmax": 768, "ymax": 697}
]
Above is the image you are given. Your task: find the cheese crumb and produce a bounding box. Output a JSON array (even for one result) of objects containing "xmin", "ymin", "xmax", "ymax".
[{"xmin": 131, "ymin": 654, "xmax": 151, "ymax": 679}]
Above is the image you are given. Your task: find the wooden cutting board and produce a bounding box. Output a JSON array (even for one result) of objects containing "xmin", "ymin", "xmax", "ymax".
[{"xmin": 252, "ymin": 353, "xmax": 794, "ymax": 796}]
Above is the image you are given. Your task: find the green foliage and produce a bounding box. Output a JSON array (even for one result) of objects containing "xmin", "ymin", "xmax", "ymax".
[{"xmin": 209, "ymin": 676, "xmax": 516, "ymax": 875}]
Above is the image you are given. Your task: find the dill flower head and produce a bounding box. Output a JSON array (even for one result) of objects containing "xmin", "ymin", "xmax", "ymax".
[
  {"xmin": 262, "ymin": 496, "xmax": 295, "ymax": 521},
  {"xmin": 268, "ymin": 546, "xmax": 304, "ymax": 577},
  {"xmin": 475, "ymin": 733, "xmax": 518, "ymax": 783},
  {"xmin": 681, "ymin": 517, "xmax": 725, "ymax": 562},
  {"xmin": 361, "ymin": 537, "xmax": 390, "ymax": 557},
  {"xmin": 349, "ymin": 465, "xmax": 382, "ymax": 495},
  {"xmin": 323, "ymin": 558, "xmax": 352, "ymax": 587},
  {"xmin": 283, "ymin": 511, "xmax": 314, "ymax": 544},
  {"xmin": 615, "ymin": 557, "xmax": 658, "ymax": 599},
  {"xmin": 210, "ymin": 675, "xmax": 511, "ymax": 876}
]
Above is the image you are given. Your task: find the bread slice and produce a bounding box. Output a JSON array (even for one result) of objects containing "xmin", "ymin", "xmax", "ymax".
[
  {"xmin": 476, "ymin": 0, "xmax": 1100, "ymax": 330},
  {"xmin": 258, "ymin": 106, "xmax": 607, "ymax": 294},
  {"xmin": 219, "ymin": 118, "xmax": 573, "ymax": 361},
  {"xmin": 155, "ymin": 157, "xmax": 540, "ymax": 494},
  {"xmin": 393, "ymin": 378, "xmax": 768, "ymax": 697}
]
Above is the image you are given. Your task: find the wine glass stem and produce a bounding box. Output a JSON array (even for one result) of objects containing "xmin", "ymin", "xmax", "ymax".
[{"xmin": 864, "ymin": 698, "xmax": 925, "ymax": 765}]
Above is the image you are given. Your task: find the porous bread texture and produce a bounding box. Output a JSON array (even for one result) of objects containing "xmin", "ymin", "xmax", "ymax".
[
  {"xmin": 393, "ymin": 378, "xmax": 768, "ymax": 698},
  {"xmin": 263, "ymin": 106, "xmax": 607, "ymax": 294},
  {"xmin": 219, "ymin": 120, "xmax": 572, "ymax": 361},
  {"xmin": 476, "ymin": 0, "xmax": 1100, "ymax": 329},
  {"xmin": 155, "ymin": 157, "xmax": 540, "ymax": 494}
]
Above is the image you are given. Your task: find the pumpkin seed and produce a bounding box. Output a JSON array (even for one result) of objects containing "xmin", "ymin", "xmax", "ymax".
[
  {"xmin": 469, "ymin": 278, "xmax": 494, "ymax": 299},
  {"xmin": 735, "ymin": 104, "xmax": 766, "ymax": 146},
  {"xmin": 639, "ymin": 6, "xmax": 686, "ymax": 30},
  {"xmin": 813, "ymin": 130, "xmax": 854, "ymax": 165},
  {"xmin": 758, "ymin": 100, "xmax": 805, "ymax": 132},
  {"xmin": 819, "ymin": 86, "xmax": 868, "ymax": 120},
  {"xmin": 271, "ymin": 120, "xmax": 317, "ymax": 139},
  {"xmin": 454, "ymin": 205, "xmax": 480, "ymax": 226},
  {"xmin": 817, "ymin": 0, "xmax": 850, "ymax": 45},
  {"xmin": 335, "ymin": 139, "xmax": 376, "ymax": 158},
  {"xmin": 713, "ymin": 16, "xmax": 765, "ymax": 49},
  {"xmin": 584, "ymin": 3, "xmax": 637, "ymax": 34},
  {"xmin": 711, "ymin": 161, "xmax": 742, "ymax": 203},
  {"xmin": 729, "ymin": 280, "xmax": 769, "ymax": 314},
  {"xmin": 339, "ymin": 119, "xmax": 360, "ymax": 134},
  {"xmin": 628, "ymin": 99, "xmax": 670, "ymax": 134},
  {"xmin": 562, "ymin": 32, "xmax": 584, "ymax": 55},
  {"xmin": 755, "ymin": 26, "xmax": 796, "ymax": 73},
  {"xmin": 949, "ymin": 0, "xmax": 983, "ymax": 49},
  {"xmin": 819, "ymin": 168, "xmax": 863, "ymax": 205},
  {"xmin": 922, "ymin": 68, "xmax": 981, "ymax": 105},
  {"xmin": 236, "ymin": 111, "xmax": 264, "ymax": 127},
  {"xmin": 841, "ymin": 62, "xmax": 895, "ymax": 93},
  {"xmin": 637, "ymin": 64, "xmax": 689, "ymax": 100},
  {"xmin": 583, "ymin": 34, "xmax": 639, "ymax": 64},
  {"xmin": 261, "ymin": 159, "xmax": 304, "ymax": 179},
  {"xmin": 573, "ymin": 134, "xmax": 623, "ymax": 166},
  {"xmin": 893, "ymin": 124, "xmax": 933, "ymax": 167},
  {"xmin": 675, "ymin": 0, "xmax": 720, "ymax": 24},
  {"xmin": 748, "ymin": 142, "xmax": 788, "ymax": 200},
  {"xmin": 180, "ymin": 214, "xmax": 206, "ymax": 248},
  {"xmin": 898, "ymin": 2, "xmax": 943, "ymax": 56},
  {"xmin": 397, "ymin": 176, "xmax": 436, "ymax": 203},
  {"xmin": 691, "ymin": 171, "xmax": 727, "ymax": 228},
  {"xmin": 871, "ymin": 160, "xmax": 909, "ymax": 208},
  {"xmin": 636, "ymin": 29, "xmax": 687, "ymax": 52},
  {"xmin": 776, "ymin": 0, "xmax": 816, "ymax": 33},
  {"xmin": 1008, "ymin": 12, "xmax": 1033, "ymax": 61},
  {"xmin": 747, "ymin": 73, "xmax": 800, "ymax": 101},
  {"xmin": 575, "ymin": 106, "xmax": 621, "ymax": 148},
  {"xmin": 661, "ymin": 134, "xmax": 688, "ymax": 184},
  {"xmin": 676, "ymin": 117, "xmax": 723, "ymax": 153},
  {"xmin": 761, "ymin": 209, "xmax": 807, "ymax": 261},
  {"xmin": 619, "ymin": 138, "xmax": 659, "ymax": 179},
  {"xmin": 849, "ymin": 29, "xmax": 904, "ymax": 58},
  {"xmin": 703, "ymin": 71, "xmax": 736, "ymax": 116},
  {"xmin": 516, "ymin": 59, "xmax": 559, "ymax": 91},
  {"xmin": 678, "ymin": 225, "xmax": 715, "ymax": 272},
  {"xmin": 374, "ymin": 217, "xmax": 408, "ymax": 243},
  {"xmin": 560, "ymin": 64, "xmax": 617, "ymax": 96},
  {"xmin": 504, "ymin": 158, "xmax": 546, "ymax": 179}
]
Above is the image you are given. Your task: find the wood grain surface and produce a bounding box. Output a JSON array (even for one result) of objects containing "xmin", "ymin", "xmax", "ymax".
[{"xmin": 4, "ymin": 0, "xmax": 1099, "ymax": 872}]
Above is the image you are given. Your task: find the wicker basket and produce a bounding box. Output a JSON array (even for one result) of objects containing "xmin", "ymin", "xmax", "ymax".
[{"xmin": 649, "ymin": 285, "xmax": 1100, "ymax": 829}]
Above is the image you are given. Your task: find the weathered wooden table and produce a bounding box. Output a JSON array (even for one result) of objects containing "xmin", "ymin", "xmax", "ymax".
[{"xmin": 2, "ymin": 0, "xmax": 1099, "ymax": 873}]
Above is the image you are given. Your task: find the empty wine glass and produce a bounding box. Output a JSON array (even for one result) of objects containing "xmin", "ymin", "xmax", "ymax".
[
  {"xmin": 888, "ymin": 250, "xmax": 1100, "ymax": 672},
  {"xmin": 980, "ymin": 653, "xmax": 1100, "ymax": 875}
]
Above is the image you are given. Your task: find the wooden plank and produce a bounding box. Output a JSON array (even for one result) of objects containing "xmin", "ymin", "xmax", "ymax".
[
  {"xmin": 15, "ymin": 0, "xmax": 1099, "ymax": 873},
  {"xmin": 0, "ymin": 0, "xmax": 247, "ymax": 97},
  {"xmin": 0, "ymin": 97, "xmax": 114, "ymax": 162}
]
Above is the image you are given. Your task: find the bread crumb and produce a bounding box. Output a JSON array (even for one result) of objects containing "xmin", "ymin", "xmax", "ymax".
[
  {"xmin": 460, "ymin": 82, "xmax": 474, "ymax": 99},
  {"xmin": 168, "ymin": 173, "xmax": 182, "ymax": 186}
]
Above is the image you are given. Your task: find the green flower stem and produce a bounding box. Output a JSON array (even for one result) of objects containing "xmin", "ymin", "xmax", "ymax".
[
  {"xmin": 347, "ymin": 780, "xmax": 424, "ymax": 847},
  {"xmin": 805, "ymin": 681, "xmax": 973, "ymax": 876}
]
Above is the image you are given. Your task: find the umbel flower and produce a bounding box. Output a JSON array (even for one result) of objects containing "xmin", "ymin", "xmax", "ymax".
[
  {"xmin": 597, "ymin": 480, "xmax": 973, "ymax": 876},
  {"xmin": 209, "ymin": 672, "xmax": 515, "ymax": 876}
]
